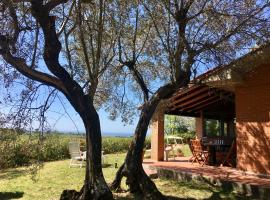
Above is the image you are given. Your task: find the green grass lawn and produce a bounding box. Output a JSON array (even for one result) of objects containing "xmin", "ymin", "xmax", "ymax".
[{"xmin": 0, "ymin": 153, "xmax": 247, "ymax": 200}]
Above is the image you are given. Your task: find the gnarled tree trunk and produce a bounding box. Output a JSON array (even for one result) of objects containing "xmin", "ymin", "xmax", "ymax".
[
  {"xmin": 61, "ymin": 98, "xmax": 113, "ymax": 200},
  {"xmin": 111, "ymin": 84, "xmax": 179, "ymax": 200},
  {"xmin": 111, "ymin": 102, "xmax": 164, "ymax": 199}
]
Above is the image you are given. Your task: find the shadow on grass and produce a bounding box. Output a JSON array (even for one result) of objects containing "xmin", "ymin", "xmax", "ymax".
[
  {"xmin": 157, "ymin": 177, "xmax": 252, "ymax": 200},
  {"xmin": 0, "ymin": 191, "xmax": 24, "ymax": 199},
  {"xmin": 0, "ymin": 168, "xmax": 28, "ymax": 180}
]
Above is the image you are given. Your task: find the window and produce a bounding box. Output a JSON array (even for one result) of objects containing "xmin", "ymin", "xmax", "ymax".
[
  {"xmin": 224, "ymin": 122, "xmax": 228, "ymax": 137},
  {"xmin": 205, "ymin": 119, "xmax": 221, "ymax": 136}
]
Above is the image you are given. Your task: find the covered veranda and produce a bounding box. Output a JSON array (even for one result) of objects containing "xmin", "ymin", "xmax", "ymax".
[
  {"xmin": 144, "ymin": 44, "xmax": 270, "ymax": 197},
  {"xmin": 150, "ymin": 83, "xmax": 236, "ymax": 166},
  {"xmin": 149, "ymin": 43, "xmax": 270, "ymax": 175}
]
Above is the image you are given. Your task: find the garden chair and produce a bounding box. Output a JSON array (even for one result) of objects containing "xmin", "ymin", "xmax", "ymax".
[
  {"xmin": 190, "ymin": 139, "xmax": 209, "ymax": 166},
  {"xmin": 164, "ymin": 144, "xmax": 175, "ymax": 161},
  {"xmin": 220, "ymin": 140, "xmax": 236, "ymax": 167},
  {"xmin": 68, "ymin": 142, "xmax": 85, "ymax": 168},
  {"xmin": 188, "ymin": 141, "xmax": 195, "ymax": 162}
]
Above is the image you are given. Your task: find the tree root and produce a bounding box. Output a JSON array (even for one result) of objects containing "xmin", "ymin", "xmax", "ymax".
[
  {"xmin": 111, "ymin": 163, "xmax": 165, "ymax": 200},
  {"xmin": 60, "ymin": 183, "xmax": 114, "ymax": 200}
]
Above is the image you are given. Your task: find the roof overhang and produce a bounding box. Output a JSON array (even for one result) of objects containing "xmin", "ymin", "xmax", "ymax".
[
  {"xmin": 166, "ymin": 84, "xmax": 235, "ymax": 119},
  {"xmin": 166, "ymin": 43, "xmax": 270, "ymax": 118},
  {"xmin": 197, "ymin": 43, "xmax": 270, "ymax": 91}
]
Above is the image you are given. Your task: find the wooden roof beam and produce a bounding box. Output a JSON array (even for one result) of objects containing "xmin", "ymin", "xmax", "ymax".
[
  {"xmin": 170, "ymin": 93, "xmax": 218, "ymax": 111},
  {"xmin": 170, "ymin": 85, "xmax": 204, "ymax": 101},
  {"xmin": 185, "ymin": 98, "xmax": 222, "ymax": 113},
  {"xmin": 179, "ymin": 95, "xmax": 220, "ymax": 112},
  {"xmin": 169, "ymin": 86, "xmax": 212, "ymax": 107}
]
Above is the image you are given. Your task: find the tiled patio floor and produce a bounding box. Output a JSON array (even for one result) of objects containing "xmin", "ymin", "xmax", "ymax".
[{"xmin": 143, "ymin": 157, "xmax": 270, "ymax": 188}]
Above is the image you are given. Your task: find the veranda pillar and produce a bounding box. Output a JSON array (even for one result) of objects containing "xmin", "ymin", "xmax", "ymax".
[
  {"xmin": 195, "ymin": 111, "xmax": 204, "ymax": 139},
  {"xmin": 151, "ymin": 108, "xmax": 165, "ymax": 161}
]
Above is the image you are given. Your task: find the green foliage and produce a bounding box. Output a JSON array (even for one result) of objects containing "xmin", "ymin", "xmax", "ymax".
[
  {"xmin": 165, "ymin": 115, "xmax": 195, "ymax": 135},
  {"xmin": 0, "ymin": 129, "xmax": 149, "ymax": 169},
  {"xmin": 164, "ymin": 115, "xmax": 195, "ymax": 142},
  {"xmin": 102, "ymin": 137, "xmax": 151, "ymax": 154},
  {"xmin": 205, "ymin": 119, "xmax": 221, "ymax": 136},
  {"xmin": 0, "ymin": 132, "xmax": 71, "ymax": 169},
  {"xmin": 180, "ymin": 132, "xmax": 196, "ymax": 143}
]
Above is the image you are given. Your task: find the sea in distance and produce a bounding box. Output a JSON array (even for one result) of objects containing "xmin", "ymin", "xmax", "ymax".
[
  {"xmin": 102, "ymin": 132, "xmax": 133, "ymax": 137},
  {"xmin": 62, "ymin": 131, "xmax": 134, "ymax": 138}
]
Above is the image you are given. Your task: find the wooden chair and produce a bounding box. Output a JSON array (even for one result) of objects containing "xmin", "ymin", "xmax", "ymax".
[
  {"xmin": 190, "ymin": 140, "xmax": 209, "ymax": 166},
  {"xmin": 188, "ymin": 141, "xmax": 195, "ymax": 162},
  {"xmin": 220, "ymin": 140, "xmax": 236, "ymax": 167}
]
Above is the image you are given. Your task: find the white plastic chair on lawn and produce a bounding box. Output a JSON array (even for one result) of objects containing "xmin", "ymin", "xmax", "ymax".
[{"xmin": 69, "ymin": 142, "xmax": 85, "ymax": 168}]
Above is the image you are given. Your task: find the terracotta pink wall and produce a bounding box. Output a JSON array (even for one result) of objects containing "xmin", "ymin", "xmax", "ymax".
[{"xmin": 235, "ymin": 65, "xmax": 270, "ymax": 175}]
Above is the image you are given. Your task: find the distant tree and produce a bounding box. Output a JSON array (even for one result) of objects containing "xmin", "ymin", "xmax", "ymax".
[
  {"xmin": 110, "ymin": 0, "xmax": 270, "ymax": 199},
  {"xmin": 165, "ymin": 115, "xmax": 195, "ymax": 135}
]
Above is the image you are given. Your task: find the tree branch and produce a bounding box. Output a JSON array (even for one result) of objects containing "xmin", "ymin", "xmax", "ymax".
[
  {"xmin": 57, "ymin": 0, "xmax": 75, "ymax": 36},
  {"xmin": 0, "ymin": 45, "xmax": 67, "ymax": 94},
  {"xmin": 30, "ymin": 0, "xmax": 85, "ymax": 98},
  {"xmin": 45, "ymin": 0, "xmax": 68, "ymax": 11}
]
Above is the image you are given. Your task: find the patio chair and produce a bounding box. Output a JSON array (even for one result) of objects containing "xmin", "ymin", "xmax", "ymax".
[
  {"xmin": 190, "ymin": 139, "xmax": 209, "ymax": 166},
  {"xmin": 68, "ymin": 142, "xmax": 85, "ymax": 168},
  {"xmin": 220, "ymin": 140, "xmax": 236, "ymax": 167},
  {"xmin": 188, "ymin": 141, "xmax": 195, "ymax": 162},
  {"xmin": 164, "ymin": 144, "xmax": 175, "ymax": 161}
]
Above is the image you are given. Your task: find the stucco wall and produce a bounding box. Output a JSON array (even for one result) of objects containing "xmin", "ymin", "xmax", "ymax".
[{"xmin": 235, "ymin": 65, "xmax": 270, "ymax": 175}]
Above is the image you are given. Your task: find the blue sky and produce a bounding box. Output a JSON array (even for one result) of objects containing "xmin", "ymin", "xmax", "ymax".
[
  {"xmin": 48, "ymin": 103, "xmax": 138, "ymax": 135},
  {"xmin": 0, "ymin": 82, "xmax": 138, "ymax": 135}
]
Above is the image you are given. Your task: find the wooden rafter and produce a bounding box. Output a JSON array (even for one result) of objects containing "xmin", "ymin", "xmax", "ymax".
[
  {"xmin": 186, "ymin": 98, "xmax": 222, "ymax": 113},
  {"xmin": 169, "ymin": 86, "xmax": 211, "ymax": 107},
  {"xmin": 180, "ymin": 95, "xmax": 220, "ymax": 112},
  {"xmin": 170, "ymin": 89, "xmax": 217, "ymax": 110}
]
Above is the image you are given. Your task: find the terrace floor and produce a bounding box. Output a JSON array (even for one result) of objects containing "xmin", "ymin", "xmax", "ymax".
[{"xmin": 143, "ymin": 157, "xmax": 270, "ymax": 198}]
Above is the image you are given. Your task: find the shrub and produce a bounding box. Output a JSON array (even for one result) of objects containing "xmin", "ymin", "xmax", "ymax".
[
  {"xmin": 102, "ymin": 137, "xmax": 151, "ymax": 154},
  {"xmin": 0, "ymin": 129, "xmax": 151, "ymax": 169},
  {"xmin": 0, "ymin": 131, "xmax": 70, "ymax": 169},
  {"xmin": 102, "ymin": 137, "xmax": 131, "ymax": 154}
]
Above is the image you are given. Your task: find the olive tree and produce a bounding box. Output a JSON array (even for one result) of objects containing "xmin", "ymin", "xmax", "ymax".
[
  {"xmin": 0, "ymin": 0, "xmax": 118, "ymax": 199},
  {"xmin": 111, "ymin": 0, "xmax": 270, "ymax": 199}
]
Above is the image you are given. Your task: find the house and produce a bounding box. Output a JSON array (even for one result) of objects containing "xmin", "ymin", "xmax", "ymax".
[{"xmin": 150, "ymin": 43, "xmax": 270, "ymax": 176}]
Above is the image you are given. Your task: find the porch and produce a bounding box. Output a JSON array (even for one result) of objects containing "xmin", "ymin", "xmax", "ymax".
[
  {"xmin": 150, "ymin": 48, "xmax": 270, "ymax": 175},
  {"xmin": 151, "ymin": 84, "xmax": 236, "ymax": 166},
  {"xmin": 143, "ymin": 157, "xmax": 270, "ymax": 198}
]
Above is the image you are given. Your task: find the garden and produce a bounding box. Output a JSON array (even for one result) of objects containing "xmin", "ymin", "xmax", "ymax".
[
  {"xmin": 1, "ymin": 0, "xmax": 270, "ymax": 199},
  {"xmin": 0, "ymin": 131, "xmax": 248, "ymax": 200}
]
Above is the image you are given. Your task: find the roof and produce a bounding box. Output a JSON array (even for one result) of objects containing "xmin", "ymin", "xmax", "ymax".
[
  {"xmin": 195, "ymin": 42, "xmax": 270, "ymax": 84},
  {"xmin": 166, "ymin": 42, "xmax": 270, "ymax": 118},
  {"xmin": 166, "ymin": 84, "xmax": 235, "ymax": 118}
]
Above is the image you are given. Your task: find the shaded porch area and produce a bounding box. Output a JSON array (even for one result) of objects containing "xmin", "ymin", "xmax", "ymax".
[{"xmin": 151, "ymin": 84, "xmax": 236, "ymax": 167}]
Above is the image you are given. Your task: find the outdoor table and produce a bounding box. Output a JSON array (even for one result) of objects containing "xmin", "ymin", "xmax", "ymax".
[{"xmin": 203, "ymin": 142, "xmax": 231, "ymax": 166}]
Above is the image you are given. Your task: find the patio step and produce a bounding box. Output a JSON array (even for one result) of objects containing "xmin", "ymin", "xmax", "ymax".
[
  {"xmin": 154, "ymin": 166, "xmax": 270, "ymax": 200},
  {"xmin": 143, "ymin": 164, "xmax": 158, "ymax": 179}
]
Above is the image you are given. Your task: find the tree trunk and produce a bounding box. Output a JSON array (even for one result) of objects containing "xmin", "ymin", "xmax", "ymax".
[
  {"xmin": 111, "ymin": 98, "xmax": 167, "ymax": 200},
  {"xmin": 61, "ymin": 104, "xmax": 113, "ymax": 200},
  {"xmin": 110, "ymin": 82, "xmax": 190, "ymax": 199},
  {"xmin": 113, "ymin": 153, "xmax": 165, "ymax": 200}
]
